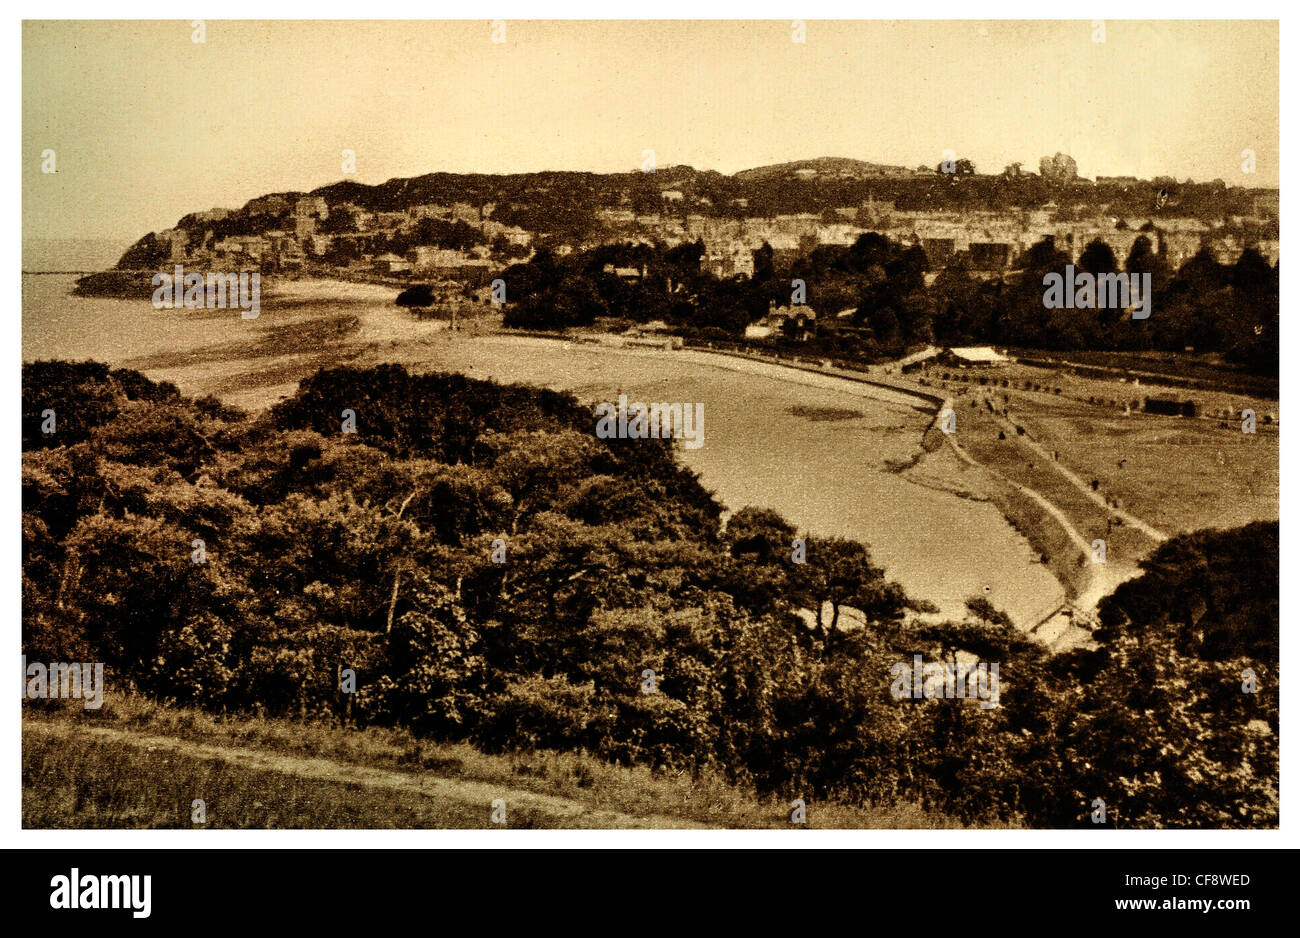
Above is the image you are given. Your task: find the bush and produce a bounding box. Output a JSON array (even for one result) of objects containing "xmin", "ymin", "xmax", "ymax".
[
  {"xmin": 396, "ymin": 284, "xmax": 436, "ymax": 307},
  {"xmin": 478, "ymin": 675, "xmax": 598, "ymax": 753}
]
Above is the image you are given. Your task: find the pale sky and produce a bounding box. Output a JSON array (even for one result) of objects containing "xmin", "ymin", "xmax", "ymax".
[{"xmin": 23, "ymin": 19, "xmax": 1279, "ymax": 241}]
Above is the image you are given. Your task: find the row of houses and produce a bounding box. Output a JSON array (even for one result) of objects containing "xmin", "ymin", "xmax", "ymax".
[
  {"xmin": 326, "ymin": 201, "xmax": 531, "ymax": 246},
  {"xmin": 370, "ymin": 248, "xmax": 495, "ymax": 285},
  {"xmin": 199, "ymin": 228, "xmax": 498, "ymax": 285},
  {"xmin": 596, "ymin": 203, "xmax": 1277, "ymax": 280},
  {"xmin": 221, "ymin": 196, "xmax": 531, "ymax": 250}
]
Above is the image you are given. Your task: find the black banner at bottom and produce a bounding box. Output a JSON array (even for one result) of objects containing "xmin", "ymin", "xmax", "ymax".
[{"xmin": 10, "ymin": 847, "xmax": 1278, "ymax": 926}]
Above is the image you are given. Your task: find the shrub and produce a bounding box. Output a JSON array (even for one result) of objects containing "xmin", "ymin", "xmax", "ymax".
[{"xmin": 478, "ymin": 675, "xmax": 598, "ymax": 753}]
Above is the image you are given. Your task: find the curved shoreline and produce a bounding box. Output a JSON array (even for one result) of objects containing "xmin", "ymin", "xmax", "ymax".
[
  {"xmin": 586, "ymin": 340, "xmax": 1113, "ymax": 646},
  {"xmin": 456, "ymin": 334, "xmax": 1097, "ymax": 641}
]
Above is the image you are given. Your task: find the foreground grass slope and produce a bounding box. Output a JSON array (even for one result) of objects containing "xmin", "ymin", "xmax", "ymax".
[{"xmin": 23, "ymin": 695, "xmax": 979, "ymax": 830}]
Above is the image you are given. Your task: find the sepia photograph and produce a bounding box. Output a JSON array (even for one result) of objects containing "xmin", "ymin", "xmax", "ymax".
[{"xmin": 20, "ymin": 17, "xmax": 1279, "ymax": 843}]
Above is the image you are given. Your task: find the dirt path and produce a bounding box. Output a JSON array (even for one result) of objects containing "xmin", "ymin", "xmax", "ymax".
[
  {"xmin": 943, "ymin": 429, "xmax": 1092, "ymax": 555},
  {"xmin": 980, "ymin": 398, "xmax": 1169, "ymax": 543},
  {"xmin": 24, "ymin": 721, "xmax": 714, "ymax": 829},
  {"xmin": 939, "ymin": 424, "xmax": 1135, "ymax": 650}
]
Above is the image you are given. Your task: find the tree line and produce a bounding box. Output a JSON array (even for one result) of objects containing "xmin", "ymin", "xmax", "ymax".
[{"xmin": 496, "ymin": 230, "xmax": 1278, "ymax": 376}]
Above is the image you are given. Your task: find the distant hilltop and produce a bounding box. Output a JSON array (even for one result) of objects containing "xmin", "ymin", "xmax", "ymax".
[{"xmin": 733, "ymin": 156, "xmax": 923, "ymax": 182}]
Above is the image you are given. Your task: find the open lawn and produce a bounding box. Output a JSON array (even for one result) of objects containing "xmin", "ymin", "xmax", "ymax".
[{"xmin": 922, "ymin": 367, "xmax": 1278, "ymax": 540}]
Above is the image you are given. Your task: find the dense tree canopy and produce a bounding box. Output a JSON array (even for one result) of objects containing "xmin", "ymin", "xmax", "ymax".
[{"xmin": 492, "ymin": 230, "xmax": 1277, "ymax": 378}]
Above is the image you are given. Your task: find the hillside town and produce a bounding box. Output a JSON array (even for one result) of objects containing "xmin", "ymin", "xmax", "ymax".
[{"xmin": 127, "ymin": 154, "xmax": 1279, "ymax": 294}]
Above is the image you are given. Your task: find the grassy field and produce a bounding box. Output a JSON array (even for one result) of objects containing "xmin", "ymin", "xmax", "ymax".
[
  {"xmin": 1006, "ymin": 399, "xmax": 1277, "ymax": 537},
  {"xmin": 957, "ymin": 402, "xmax": 1155, "ymax": 559},
  {"xmin": 23, "ymin": 694, "xmax": 992, "ymax": 830},
  {"xmin": 921, "ymin": 367, "xmax": 1278, "ymax": 539}
]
